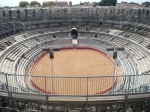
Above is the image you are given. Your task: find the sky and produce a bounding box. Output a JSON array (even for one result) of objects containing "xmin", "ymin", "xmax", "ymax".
[{"xmin": 0, "ymin": 0, "xmax": 148, "ymax": 7}]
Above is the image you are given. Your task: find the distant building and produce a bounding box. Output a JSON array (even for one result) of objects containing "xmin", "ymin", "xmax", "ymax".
[
  {"xmin": 69, "ymin": 1, "xmax": 72, "ymax": 7},
  {"xmin": 142, "ymin": 2, "xmax": 150, "ymax": 7},
  {"xmin": 78, "ymin": 2, "xmax": 97, "ymax": 7},
  {"xmin": 116, "ymin": 1, "xmax": 141, "ymax": 8},
  {"xmin": 43, "ymin": 0, "xmax": 68, "ymax": 7}
]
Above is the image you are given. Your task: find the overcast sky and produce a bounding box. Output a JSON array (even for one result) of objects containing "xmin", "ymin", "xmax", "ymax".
[{"xmin": 0, "ymin": 0, "xmax": 148, "ymax": 7}]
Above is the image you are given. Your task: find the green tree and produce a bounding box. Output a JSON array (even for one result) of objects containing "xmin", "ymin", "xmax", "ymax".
[
  {"xmin": 30, "ymin": 1, "xmax": 41, "ymax": 7},
  {"xmin": 43, "ymin": 2, "xmax": 56, "ymax": 7},
  {"xmin": 80, "ymin": 2, "xmax": 90, "ymax": 5},
  {"xmin": 142, "ymin": 1, "xmax": 150, "ymax": 7},
  {"xmin": 98, "ymin": 0, "xmax": 117, "ymax": 6},
  {"xmin": 19, "ymin": 1, "xmax": 29, "ymax": 7}
]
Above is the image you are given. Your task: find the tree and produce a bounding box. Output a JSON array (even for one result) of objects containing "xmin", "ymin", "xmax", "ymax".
[
  {"xmin": 43, "ymin": 2, "xmax": 56, "ymax": 7},
  {"xmin": 142, "ymin": 1, "xmax": 150, "ymax": 7},
  {"xmin": 92, "ymin": 2, "xmax": 98, "ymax": 7},
  {"xmin": 98, "ymin": 0, "xmax": 117, "ymax": 6},
  {"xmin": 129, "ymin": 2, "xmax": 139, "ymax": 5},
  {"xmin": 80, "ymin": 2, "xmax": 90, "ymax": 5},
  {"xmin": 19, "ymin": 1, "xmax": 29, "ymax": 7},
  {"xmin": 30, "ymin": 1, "xmax": 41, "ymax": 7}
]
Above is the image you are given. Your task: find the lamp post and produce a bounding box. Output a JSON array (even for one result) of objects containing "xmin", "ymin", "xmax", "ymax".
[
  {"xmin": 43, "ymin": 48, "xmax": 61, "ymax": 95},
  {"xmin": 49, "ymin": 51, "xmax": 54, "ymax": 94},
  {"xmin": 112, "ymin": 50, "xmax": 117, "ymax": 93},
  {"xmin": 106, "ymin": 47, "xmax": 124, "ymax": 94}
]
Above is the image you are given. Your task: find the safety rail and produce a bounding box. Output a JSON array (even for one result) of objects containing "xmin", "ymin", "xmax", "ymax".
[{"xmin": 0, "ymin": 73, "xmax": 150, "ymax": 96}]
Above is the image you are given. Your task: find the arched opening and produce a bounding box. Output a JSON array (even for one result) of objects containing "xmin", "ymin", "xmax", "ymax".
[
  {"xmin": 122, "ymin": 9, "xmax": 125, "ymax": 16},
  {"xmin": 126, "ymin": 11, "xmax": 129, "ymax": 15},
  {"xmin": 39, "ymin": 9, "xmax": 43, "ymax": 18},
  {"xmin": 17, "ymin": 10, "xmax": 20, "ymax": 20},
  {"xmin": 49, "ymin": 9, "xmax": 51, "ymax": 15},
  {"xmin": 55, "ymin": 8, "xmax": 59, "ymax": 13},
  {"xmin": 71, "ymin": 28, "xmax": 78, "ymax": 39},
  {"xmin": 9, "ymin": 10, "xmax": 12, "ymax": 19},
  {"xmin": 138, "ymin": 9, "xmax": 141, "ymax": 17},
  {"xmin": 129, "ymin": 9, "xmax": 133, "ymax": 14},
  {"xmin": 25, "ymin": 9, "xmax": 28, "ymax": 19},
  {"xmin": 142, "ymin": 9, "xmax": 145, "ymax": 14},
  {"xmin": 109, "ymin": 9, "xmax": 113, "ymax": 17},
  {"xmin": 114, "ymin": 9, "xmax": 118, "ymax": 17},
  {"xmin": 146, "ymin": 10, "xmax": 149, "ymax": 16},
  {"xmin": 105, "ymin": 9, "xmax": 109, "ymax": 16},
  {"xmin": 63, "ymin": 9, "xmax": 67, "ymax": 13},
  {"xmin": 3, "ymin": 10, "xmax": 5, "ymax": 17},
  {"xmin": 32, "ymin": 10, "xmax": 35, "ymax": 17}
]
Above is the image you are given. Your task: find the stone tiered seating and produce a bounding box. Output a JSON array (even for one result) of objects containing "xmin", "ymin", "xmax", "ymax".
[
  {"xmin": 0, "ymin": 26, "xmax": 150, "ymax": 95},
  {"xmin": 78, "ymin": 38, "xmax": 137, "ymax": 93}
]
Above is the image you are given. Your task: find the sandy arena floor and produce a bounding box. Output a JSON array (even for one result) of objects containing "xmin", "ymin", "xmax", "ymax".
[{"xmin": 30, "ymin": 49, "xmax": 122, "ymax": 95}]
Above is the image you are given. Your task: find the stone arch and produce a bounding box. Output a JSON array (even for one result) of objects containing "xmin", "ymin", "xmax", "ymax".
[
  {"xmin": 122, "ymin": 9, "xmax": 125, "ymax": 16},
  {"xmin": 2, "ymin": 10, "xmax": 5, "ymax": 17},
  {"xmin": 146, "ymin": 10, "xmax": 149, "ymax": 16},
  {"xmin": 9, "ymin": 10, "xmax": 12, "ymax": 19},
  {"xmin": 145, "ymin": 10, "xmax": 149, "ymax": 19},
  {"xmin": 17, "ymin": 10, "xmax": 20, "ymax": 20},
  {"xmin": 25, "ymin": 9, "xmax": 28, "ymax": 19},
  {"xmin": 32, "ymin": 9, "xmax": 35, "ymax": 17}
]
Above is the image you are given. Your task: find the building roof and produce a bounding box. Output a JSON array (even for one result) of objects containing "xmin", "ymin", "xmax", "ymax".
[{"xmin": 116, "ymin": 1, "xmax": 144, "ymax": 8}]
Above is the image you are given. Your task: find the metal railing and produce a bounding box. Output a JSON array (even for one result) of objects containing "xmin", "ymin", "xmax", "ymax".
[{"xmin": 0, "ymin": 73, "xmax": 150, "ymax": 96}]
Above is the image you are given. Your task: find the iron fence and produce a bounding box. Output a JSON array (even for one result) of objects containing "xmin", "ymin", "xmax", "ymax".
[{"xmin": 0, "ymin": 73, "xmax": 150, "ymax": 96}]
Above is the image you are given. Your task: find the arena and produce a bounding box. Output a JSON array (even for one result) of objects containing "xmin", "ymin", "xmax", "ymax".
[
  {"xmin": 30, "ymin": 47, "xmax": 122, "ymax": 95},
  {"xmin": 0, "ymin": 5, "xmax": 150, "ymax": 112}
]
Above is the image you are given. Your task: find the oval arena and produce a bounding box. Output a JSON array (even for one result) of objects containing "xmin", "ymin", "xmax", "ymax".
[{"xmin": 30, "ymin": 47, "xmax": 122, "ymax": 95}]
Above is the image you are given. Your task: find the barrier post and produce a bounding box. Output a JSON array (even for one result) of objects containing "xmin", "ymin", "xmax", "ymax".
[
  {"xmin": 112, "ymin": 59, "xmax": 116, "ymax": 94},
  {"xmin": 124, "ymin": 75, "xmax": 131, "ymax": 111},
  {"xmin": 51, "ymin": 59, "xmax": 54, "ymax": 95},
  {"xmin": 86, "ymin": 77, "xmax": 89, "ymax": 101},
  {"xmin": 127, "ymin": 75, "xmax": 131, "ymax": 94},
  {"xmin": 44, "ymin": 76, "xmax": 47, "ymax": 95},
  {"xmin": 5, "ymin": 74, "xmax": 9, "ymax": 95}
]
